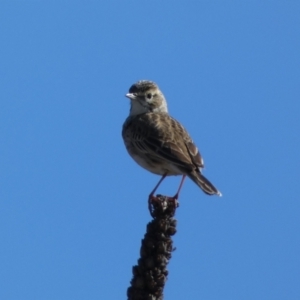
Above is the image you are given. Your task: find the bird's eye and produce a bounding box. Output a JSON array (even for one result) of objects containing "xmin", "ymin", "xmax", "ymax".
[{"xmin": 146, "ymin": 93, "xmax": 152, "ymax": 100}]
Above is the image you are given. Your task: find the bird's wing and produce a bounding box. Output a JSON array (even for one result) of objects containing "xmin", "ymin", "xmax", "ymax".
[{"xmin": 124, "ymin": 113, "xmax": 204, "ymax": 171}]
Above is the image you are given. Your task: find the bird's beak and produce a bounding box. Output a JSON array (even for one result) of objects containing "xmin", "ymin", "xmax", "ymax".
[{"xmin": 125, "ymin": 93, "xmax": 136, "ymax": 100}]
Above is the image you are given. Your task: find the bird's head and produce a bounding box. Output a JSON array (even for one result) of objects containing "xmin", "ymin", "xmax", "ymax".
[{"xmin": 126, "ymin": 80, "xmax": 168, "ymax": 116}]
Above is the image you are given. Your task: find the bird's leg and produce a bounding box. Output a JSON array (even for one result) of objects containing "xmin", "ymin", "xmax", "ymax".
[
  {"xmin": 171, "ymin": 175, "xmax": 186, "ymax": 202},
  {"xmin": 148, "ymin": 173, "xmax": 168, "ymax": 199},
  {"xmin": 161, "ymin": 175, "xmax": 186, "ymax": 210},
  {"xmin": 148, "ymin": 173, "xmax": 168, "ymax": 215}
]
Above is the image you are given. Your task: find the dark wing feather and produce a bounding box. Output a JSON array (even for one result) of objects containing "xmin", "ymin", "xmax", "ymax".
[
  {"xmin": 185, "ymin": 141, "xmax": 204, "ymax": 168},
  {"xmin": 124, "ymin": 112, "xmax": 204, "ymax": 171},
  {"xmin": 145, "ymin": 138, "xmax": 195, "ymax": 171}
]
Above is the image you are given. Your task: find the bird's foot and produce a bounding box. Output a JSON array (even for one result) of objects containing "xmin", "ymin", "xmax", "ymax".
[
  {"xmin": 148, "ymin": 194, "xmax": 158, "ymax": 217},
  {"xmin": 167, "ymin": 195, "xmax": 180, "ymax": 209},
  {"xmin": 148, "ymin": 194, "xmax": 179, "ymax": 218}
]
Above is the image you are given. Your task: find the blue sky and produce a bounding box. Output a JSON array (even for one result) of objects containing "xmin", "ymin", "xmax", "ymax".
[{"xmin": 0, "ymin": 1, "xmax": 299, "ymax": 299}]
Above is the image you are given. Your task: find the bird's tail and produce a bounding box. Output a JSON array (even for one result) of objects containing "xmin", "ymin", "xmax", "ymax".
[{"xmin": 188, "ymin": 171, "xmax": 222, "ymax": 196}]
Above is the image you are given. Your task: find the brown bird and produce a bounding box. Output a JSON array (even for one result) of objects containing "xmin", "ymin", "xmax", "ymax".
[{"xmin": 122, "ymin": 80, "xmax": 221, "ymax": 210}]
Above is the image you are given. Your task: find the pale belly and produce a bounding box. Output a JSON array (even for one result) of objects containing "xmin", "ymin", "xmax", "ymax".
[{"xmin": 130, "ymin": 152, "xmax": 182, "ymax": 176}]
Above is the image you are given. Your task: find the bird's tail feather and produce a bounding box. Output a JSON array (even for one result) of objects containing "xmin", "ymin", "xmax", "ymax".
[{"xmin": 188, "ymin": 172, "xmax": 222, "ymax": 196}]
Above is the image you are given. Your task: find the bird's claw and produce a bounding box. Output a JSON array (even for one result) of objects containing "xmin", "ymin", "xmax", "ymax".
[{"xmin": 148, "ymin": 194, "xmax": 179, "ymax": 217}]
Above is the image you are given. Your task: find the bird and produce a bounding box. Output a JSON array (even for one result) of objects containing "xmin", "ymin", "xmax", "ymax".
[{"xmin": 122, "ymin": 80, "xmax": 221, "ymax": 211}]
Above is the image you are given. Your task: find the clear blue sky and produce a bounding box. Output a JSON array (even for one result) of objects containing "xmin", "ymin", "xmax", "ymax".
[{"xmin": 0, "ymin": 2, "xmax": 299, "ymax": 299}]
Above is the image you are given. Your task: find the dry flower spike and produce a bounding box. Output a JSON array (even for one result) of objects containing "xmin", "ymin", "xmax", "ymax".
[{"xmin": 127, "ymin": 195, "xmax": 178, "ymax": 300}]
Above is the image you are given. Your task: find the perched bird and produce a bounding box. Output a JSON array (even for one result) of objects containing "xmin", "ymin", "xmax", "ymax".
[{"xmin": 122, "ymin": 80, "xmax": 221, "ymax": 208}]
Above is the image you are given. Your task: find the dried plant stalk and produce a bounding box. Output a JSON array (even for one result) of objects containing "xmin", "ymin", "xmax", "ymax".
[{"xmin": 127, "ymin": 195, "xmax": 178, "ymax": 300}]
